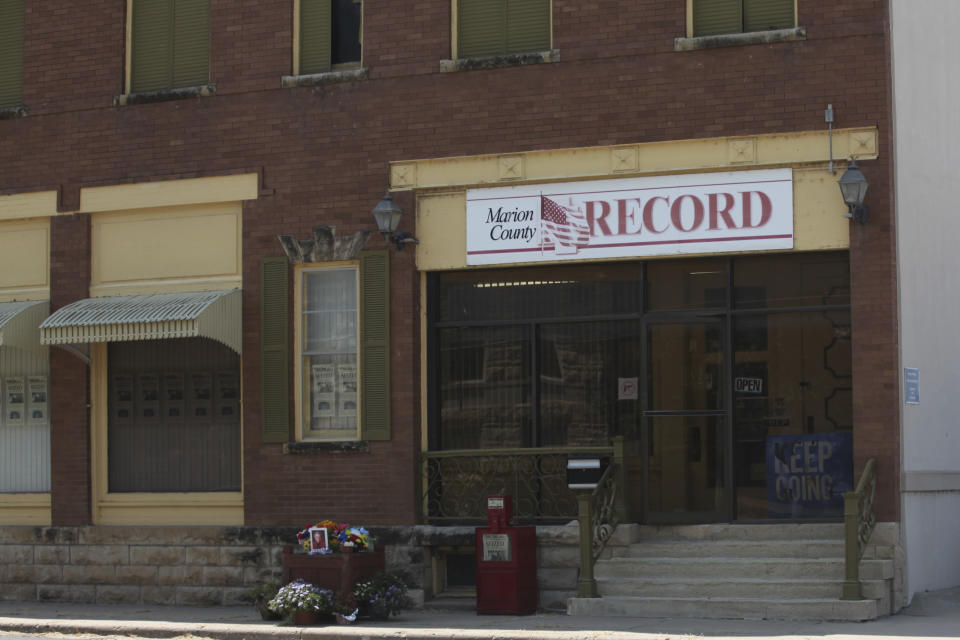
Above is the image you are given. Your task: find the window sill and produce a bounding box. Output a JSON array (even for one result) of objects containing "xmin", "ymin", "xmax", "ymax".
[
  {"xmin": 282, "ymin": 67, "xmax": 368, "ymax": 88},
  {"xmin": 114, "ymin": 84, "xmax": 216, "ymax": 107},
  {"xmin": 0, "ymin": 105, "xmax": 27, "ymax": 119},
  {"xmin": 440, "ymin": 49, "xmax": 559, "ymax": 73},
  {"xmin": 283, "ymin": 440, "xmax": 370, "ymax": 454},
  {"xmin": 674, "ymin": 27, "xmax": 806, "ymax": 52}
]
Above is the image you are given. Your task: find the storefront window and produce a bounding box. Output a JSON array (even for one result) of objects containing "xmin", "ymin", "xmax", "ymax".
[
  {"xmin": 645, "ymin": 259, "xmax": 727, "ymax": 310},
  {"xmin": 0, "ymin": 347, "xmax": 50, "ymax": 493},
  {"xmin": 108, "ymin": 338, "xmax": 240, "ymax": 493}
]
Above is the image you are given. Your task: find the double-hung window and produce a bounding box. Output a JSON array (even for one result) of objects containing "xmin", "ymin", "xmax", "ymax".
[
  {"xmin": 129, "ymin": 0, "xmax": 210, "ymax": 93},
  {"xmin": 692, "ymin": 0, "xmax": 795, "ymax": 37},
  {"xmin": 0, "ymin": 0, "xmax": 24, "ymax": 108},
  {"xmin": 296, "ymin": 0, "xmax": 362, "ymax": 75},
  {"xmin": 456, "ymin": 0, "xmax": 550, "ymax": 59}
]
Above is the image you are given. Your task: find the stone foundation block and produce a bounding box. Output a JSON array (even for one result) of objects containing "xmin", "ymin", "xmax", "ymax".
[
  {"xmin": 141, "ymin": 585, "xmax": 177, "ymax": 605},
  {"xmin": 536, "ymin": 567, "xmax": 578, "ymax": 590},
  {"xmin": 220, "ymin": 546, "xmax": 262, "ymax": 566},
  {"xmin": 176, "ymin": 586, "xmax": 222, "ymax": 606},
  {"xmin": 6, "ymin": 564, "xmax": 61, "ymax": 584},
  {"xmin": 70, "ymin": 545, "xmax": 129, "ymax": 566},
  {"xmin": 0, "ymin": 583, "xmax": 35, "ymax": 601},
  {"xmin": 131, "ymin": 545, "xmax": 185, "ymax": 566},
  {"xmin": 158, "ymin": 565, "xmax": 203, "ymax": 585},
  {"xmin": 223, "ymin": 586, "xmax": 251, "ymax": 606},
  {"xmin": 35, "ymin": 545, "xmax": 69, "ymax": 565},
  {"xmin": 539, "ymin": 588, "xmax": 575, "ymax": 612},
  {"xmin": 38, "ymin": 584, "xmax": 96, "ymax": 603},
  {"xmin": 243, "ymin": 566, "xmax": 282, "ymax": 585},
  {"xmin": 63, "ymin": 565, "xmax": 115, "ymax": 585},
  {"xmin": 96, "ymin": 585, "xmax": 142, "ymax": 604},
  {"xmin": 0, "ymin": 528, "xmax": 42, "ymax": 545},
  {"xmin": 538, "ymin": 545, "xmax": 578, "ymax": 568},
  {"xmin": 185, "ymin": 546, "xmax": 219, "ymax": 566},
  {"xmin": 0, "ymin": 545, "xmax": 33, "ymax": 564},
  {"xmin": 115, "ymin": 565, "xmax": 159, "ymax": 585},
  {"xmin": 203, "ymin": 565, "xmax": 243, "ymax": 586}
]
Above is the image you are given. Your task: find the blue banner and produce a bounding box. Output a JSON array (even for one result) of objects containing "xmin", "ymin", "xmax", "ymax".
[{"xmin": 765, "ymin": 432, "xmax": 853, "ymax": 519}]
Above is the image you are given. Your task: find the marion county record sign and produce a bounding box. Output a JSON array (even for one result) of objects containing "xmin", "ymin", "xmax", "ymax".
[{"xmin": 465, "ymin": 169, "xmax": 793, "ymax": 266}]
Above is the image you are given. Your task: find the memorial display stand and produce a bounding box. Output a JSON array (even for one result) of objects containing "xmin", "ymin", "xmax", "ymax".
[{"xmin": 282, "ymin": 545, "xmax": 385, "ymax": 594}]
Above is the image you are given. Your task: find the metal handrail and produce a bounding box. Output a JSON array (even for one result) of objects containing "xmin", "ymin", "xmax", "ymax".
[
  {"xmin": 575, "ymin": 436, "xmax": 627, "ymax": 598},
  {"xmin": 841, "ymin": 458, "xmax": 878, "ymax": 600}
]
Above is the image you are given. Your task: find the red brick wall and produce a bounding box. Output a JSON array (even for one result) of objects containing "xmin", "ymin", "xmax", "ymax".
[
  {"xmin": 49, "ymin": 214, "xmax": 92, "ymax": 526},
  {"xmin": 1, "ymin": 1, "xmax": 898, "ymax": 523}
]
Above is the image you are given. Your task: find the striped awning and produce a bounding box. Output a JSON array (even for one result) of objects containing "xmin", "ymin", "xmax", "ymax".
[
  {"xmin": 0, "ymin": 300, "xmax": 49, "ymax": 352},
  {"xmin": 40, "ymin": 290, "xmax": 241, "ymax": 354}
]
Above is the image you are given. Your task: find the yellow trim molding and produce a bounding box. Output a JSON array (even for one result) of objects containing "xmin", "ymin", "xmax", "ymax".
[
  {"xmin": 80, "ymin": 173, "xmax": 259, "ymax": 214},
  {"xmin": 391, "ymin": 128, "xmax": 877, "ymax": 191},
  {"xmin": 0, "ymin": 190, "xmax": 58, "ymax": 222},
  {"xmin": 0, "ymin": 218, "xmax": 50, "ymax": 302},
  {"xmin": 0, "ymin": 493, "xmax": 51, "ymax": 526},
  {"xmin": 89, "ymin": 343, "xmax": 243, "ymax": 526}
]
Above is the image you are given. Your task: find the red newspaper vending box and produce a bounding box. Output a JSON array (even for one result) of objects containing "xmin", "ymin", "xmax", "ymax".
[{"xmin": 475, "ymin": 495, "xmax": 537, "ymax": 614}]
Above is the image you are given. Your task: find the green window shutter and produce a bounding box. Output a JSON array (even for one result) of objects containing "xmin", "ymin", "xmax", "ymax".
[
  {"xmin": 693, "ymin": 0, "xmax": 742, "ymax": 37},
  {"xmin": 172, "ymin": 0, "xmax": 210, "ymax": 87},
  {"xmin": 506, "ymin": 0, "xmax": 550, "ymax": 54},
  {"xmin": 743, "ymin": 0, "xmax": 794, "ymax": 32},
  {"xmin": 360, "ymin": 250, "xmax": 390, "ymax": 441},
  {"xmin": 261, "ymin": 258, "xmax": 290, "ymax": 444},
  {"xmin": 458, "ymin": 0, "xmax": 506, "ymax": 58},
  {"xmin": 131, "ymin": 0, "xmax": 173, "ymax": 93},
  {"xmin": 0, "ymin": 0, "xmax": 24, "ymax": 108},
  {"xmin": 299, "ymin": 0, "xmax": 332, "ymax": 75}
]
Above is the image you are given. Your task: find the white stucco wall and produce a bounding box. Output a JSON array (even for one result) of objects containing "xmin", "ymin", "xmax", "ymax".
[{"xmin": 891, "ymin": 0, "xmax": 960, "ymax": 601}]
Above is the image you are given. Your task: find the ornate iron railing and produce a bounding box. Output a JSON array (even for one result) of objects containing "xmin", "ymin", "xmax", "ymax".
[
  {"xmin": 842, "ymin": 458, "xmax": 878, "ymax": 600},
  {"xmin": 421, "ymin": 445, "xmax": 614, "ymax": 522},
  {"xmin": 575, "ymin": 459, "xmax": 624, "ymax": 598}
]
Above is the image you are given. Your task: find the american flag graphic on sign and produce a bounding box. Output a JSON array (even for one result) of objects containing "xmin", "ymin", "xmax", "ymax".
[{"xmin": 541, "ymin": 195, "xmax": 590, "ymax": 254}]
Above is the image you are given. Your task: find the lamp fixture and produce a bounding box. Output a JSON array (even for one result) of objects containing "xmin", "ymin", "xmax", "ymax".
[
  {"xmin": 837, "ymin": 158, "xmax": 869, "ymax": 224},
  {"xmin": 372, "ymin": 192, "xmax": 418, "ymax": 250}
]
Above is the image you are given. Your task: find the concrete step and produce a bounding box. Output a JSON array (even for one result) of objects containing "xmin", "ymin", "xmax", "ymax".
[
  {"xmin": 567, "ymin": 595, "xmax": 878, "ymax": 621},
  {"xmin": 611, "ymin": 539, "xmax": 845, "ymax": 558},
  {"xmin": 632, "ymin": 523, "xmax": 844, "ymax": 542},
  {"xmin": 595, "ymin": 557, "xmax": 893, "ymax": 581},
  {"xmin": 597, "ymin": 576, "xmax": 890, "ymax": 600}
]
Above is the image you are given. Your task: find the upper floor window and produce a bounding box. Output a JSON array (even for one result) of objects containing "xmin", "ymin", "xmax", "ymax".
[
  {"xmin": 129, "ymin": 0, "xmax": 210, "ymax": 93},
  {"xmin": 692, "ymin": 0, "xmax": 795, "ymax": 37},
  {"xmin": 0, "ymin": 0, "xmax": 24, "ymax": 108},
  {"xmin": 456, "ymin": 0, "xmax": 550, "ymax": 59},
  {"xmin": 297, "ymin": 0, "xmax": 362, "ymax": 75}
]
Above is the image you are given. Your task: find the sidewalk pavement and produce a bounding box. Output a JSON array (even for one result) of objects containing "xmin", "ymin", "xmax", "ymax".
[{"xmin": 0, "ymin": 587, "xmax": 958, "ymax": 640}]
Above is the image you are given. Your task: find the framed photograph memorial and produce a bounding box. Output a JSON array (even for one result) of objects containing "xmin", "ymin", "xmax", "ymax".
[{"xmin": 308, "ymin": 526, "xmax": 328, "ymax": 553}]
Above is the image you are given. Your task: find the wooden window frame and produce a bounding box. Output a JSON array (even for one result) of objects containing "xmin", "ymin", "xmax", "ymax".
[
  {"xmin": 293, "ymin": 0, "xmax": 363, "ymax": 77},
  {"xmin": 686, "ymin": 0, "xmax": 798, "ymax": 38},
  {"xmin": 125, "ymin": 0, "xmax": 211, "ymax": 95},
  {"xmin": 452, "ymin": 0, "xmax": 553, "ymax": 61}
]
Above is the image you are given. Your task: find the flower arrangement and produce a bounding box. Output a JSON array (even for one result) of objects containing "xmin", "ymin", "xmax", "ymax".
[
  {"xmin": 267, "ymin": 580, "xmax": 335, "ymax": 616},
  {"xmin": 296, "ymin": 520, "xmax": 372, "ymax": 553},
  {"xmin": 353, "ymin": 571, "xmax": 410, "ymax": 620}
]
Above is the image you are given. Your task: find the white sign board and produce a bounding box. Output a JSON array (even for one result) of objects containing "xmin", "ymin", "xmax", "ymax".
[{"xmin": 466, "ymin": 169, "xmax": 793, "ymax": 265}]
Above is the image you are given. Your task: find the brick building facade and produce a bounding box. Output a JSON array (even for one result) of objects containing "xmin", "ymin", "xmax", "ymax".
[{"xmin": 0, "ymin": 0, "xmax": 923, "ymax": 618}]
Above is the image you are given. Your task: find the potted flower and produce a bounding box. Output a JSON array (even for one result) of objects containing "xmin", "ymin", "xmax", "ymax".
[
  {"xmin": 333, "ymin": 591, "xmax": 359, "ymax": 625},
  {"xmin": 354, "ymin": 572, "xmax": 411, "ymax": 620},
  {"xmin": 267, "ymin": 580, "xmax": 334, "ymax": 626},
  {"xmin": 247, "ymin": 581, "xmax": 282, "ymax": 620}
]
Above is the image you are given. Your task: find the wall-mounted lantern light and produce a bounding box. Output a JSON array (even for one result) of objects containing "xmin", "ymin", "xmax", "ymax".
[
  {"xmin": 838, "ymin": 159, "xmax": 869, "ymax": 224},
  {"xmin": 372, "ymin": 192, "xmax": 418, "ymax": 251}
]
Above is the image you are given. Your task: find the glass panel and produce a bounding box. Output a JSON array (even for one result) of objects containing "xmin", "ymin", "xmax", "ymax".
[
  {"xmin": 733, "ymin": 252, "xmax": 850, "ymax": 309},
  {"xmin": 108, "ymin": 338, "xmax": 241, "ymax": 493},
  {"xmin": 648, "ymin": 322, "xmax": 723, "ymax": 411},
  {"xmin": 301, "ymin": 267, "xmax": 359, "ymax": 439},
  {"xmin": 647, "ymin": 415, "xmax": 725, "ymax": 515},
  {"xmin": 438, "ymin": 326, "xmax": 531, "ymax": 449},
  {"xmin": 539, "ymin": 321, "xmax": 642, "ymax": 447},
  {"xmin": 437, "ymin": 264, "xmax": 640, "ymax": 323},
  {"xmin": 645, "ymin": 258, "xmax": 726, "ymax": 310},
  {"xmin": 733, "ymin": 311, "xmax": 853, "ymax": 519}
]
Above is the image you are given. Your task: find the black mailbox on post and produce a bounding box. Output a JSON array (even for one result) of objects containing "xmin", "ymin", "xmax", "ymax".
[{"xmin": 566, "ymin": 457, "xmax": 609, "ymax": 490}]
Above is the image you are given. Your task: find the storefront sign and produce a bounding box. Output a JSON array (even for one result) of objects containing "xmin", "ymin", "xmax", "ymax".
[
  {"xmin": 466, "ymin": 169, "xmax": 793, "ymax": 265},
  {"xmin": 766, "ymin": 432, "xmax": 852, "ymax": 519},
  {"xmin": 734, "ymin": 377, "xmax": 763, "ymax": 394}
]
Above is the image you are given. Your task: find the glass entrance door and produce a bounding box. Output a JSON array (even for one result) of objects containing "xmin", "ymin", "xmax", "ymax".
[{"xmin": 644, "ymin": 320, "xmax": 728, "ymax": 523}]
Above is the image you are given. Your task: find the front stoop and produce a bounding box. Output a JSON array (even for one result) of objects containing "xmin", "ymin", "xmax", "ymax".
[{"xmin": 566, "ymin": 524, "xmax": 895, "ymax": 621}]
